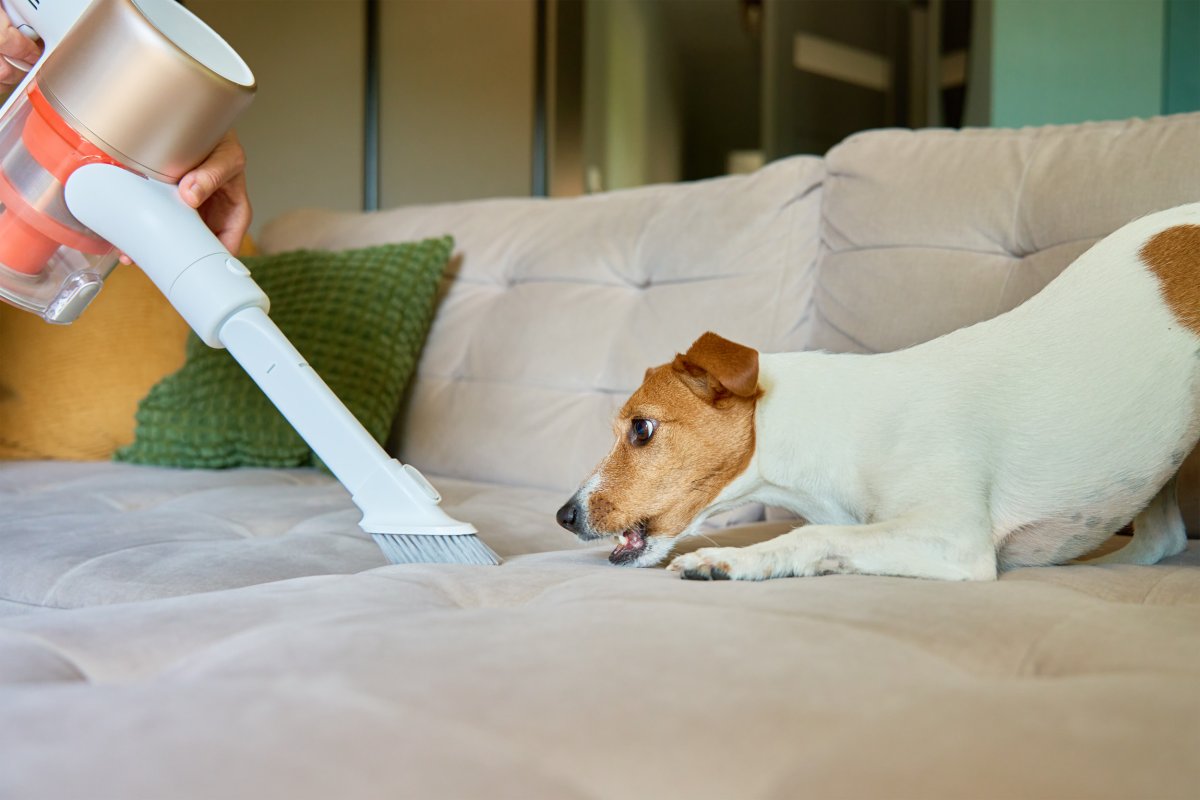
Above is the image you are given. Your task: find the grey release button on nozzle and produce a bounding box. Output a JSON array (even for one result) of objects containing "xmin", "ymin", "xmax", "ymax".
[{"xmin": 403, "ymin": 464, "xmax": 442, "ymax": 503}]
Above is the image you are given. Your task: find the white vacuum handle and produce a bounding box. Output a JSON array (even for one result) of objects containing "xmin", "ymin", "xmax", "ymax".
[
  {"xmin": 64, "ymin": 162, "xmax": 476, "ymax": 537},
  {"xmin": 64, "ymin": 162, "xmax": 267, "ymax": 345}
]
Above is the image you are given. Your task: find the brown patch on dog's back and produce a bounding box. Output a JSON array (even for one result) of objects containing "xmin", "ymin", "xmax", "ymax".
[{"xmin": 1141, "ymin": 224, "xmax": 1200, "ymax": 334}]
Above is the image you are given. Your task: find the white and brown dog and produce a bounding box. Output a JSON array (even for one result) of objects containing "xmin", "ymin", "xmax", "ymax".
[{"xmin": 556, "ymin": 204, "xmax": 1200, "ymax": 581}]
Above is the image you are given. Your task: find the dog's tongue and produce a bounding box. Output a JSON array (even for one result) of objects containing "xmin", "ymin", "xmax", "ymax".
[{"xmin": 610, "ymin": 527, "xmax": 647, "ymax": 564}]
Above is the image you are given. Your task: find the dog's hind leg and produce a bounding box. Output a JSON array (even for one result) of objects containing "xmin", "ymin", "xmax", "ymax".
[
  {"xmin": 1086, "ymin": 476, "xmax": 1187, "ymax": 566},
  {"xmin": 668, "ymin": 509, "xmax": 997, "ymax": 582}
]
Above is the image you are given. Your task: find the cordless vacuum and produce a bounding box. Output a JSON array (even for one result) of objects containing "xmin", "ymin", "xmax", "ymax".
[{"xmin": 0, "ymin": 0, "xmax": 498, "ymax": 566}]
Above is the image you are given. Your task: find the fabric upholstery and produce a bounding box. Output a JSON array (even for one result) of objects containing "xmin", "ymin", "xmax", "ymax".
[
  {"xmin": 0, "ymin": 461, "xmax": 571, "ymax": 609},
  {"xmin": 259, "ymin": 158, "xmax": 824, "ymax": 493},
  {"xmin": 1, "ymin": 460, "xmax": 1198, "ymax": 799},
  {"xmin": 813, "ymin": 114, "xmax": 1200, "ymax": 354},
  {"xmin": 117, "ymin": 239, "xmax": 452, "ymax": 469},
  {"xmin": 5, "ymin": 114, "xmax": 1200, "ymax": 798}
]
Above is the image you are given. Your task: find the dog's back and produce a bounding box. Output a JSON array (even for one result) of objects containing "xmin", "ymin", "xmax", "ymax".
[{"xmin": 953, "ymin": 204, "xmax": 1200, "ymax": 564}]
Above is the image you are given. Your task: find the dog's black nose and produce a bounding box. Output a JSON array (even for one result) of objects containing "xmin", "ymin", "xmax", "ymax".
[{"xmin": 556, "ymin": 500, "xmax": 580, "ymax": 533}]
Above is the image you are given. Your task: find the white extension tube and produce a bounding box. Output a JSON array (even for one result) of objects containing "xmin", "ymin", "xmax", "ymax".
[{"xmin": 64, "ymin": 162, "xmax": 477, "ymax": 537}]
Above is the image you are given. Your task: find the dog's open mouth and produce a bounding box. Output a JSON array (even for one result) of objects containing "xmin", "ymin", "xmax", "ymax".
[{"xmin": 609, "ymin": 522, "xmax": 648, "ymax": 565}]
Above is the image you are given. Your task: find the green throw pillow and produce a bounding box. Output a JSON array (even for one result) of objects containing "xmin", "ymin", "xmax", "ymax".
[{"xmin": 116, "ymin": 237, "xmax": 453, "ymax": 469}]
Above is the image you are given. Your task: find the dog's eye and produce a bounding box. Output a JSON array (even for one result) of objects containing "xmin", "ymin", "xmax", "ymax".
[{"xmin": 630, "ymin": 418, "xmax": 656, "ymax": 445}]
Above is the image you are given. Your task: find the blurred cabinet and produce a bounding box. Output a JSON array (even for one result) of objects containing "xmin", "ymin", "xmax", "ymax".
[
  {"xmin": 189, "ymin": 0, "xmax": 367, "ymax": 232},
  {"xmin": 189, "ymin": 0, "xmax": 536, "ymax": 228}
]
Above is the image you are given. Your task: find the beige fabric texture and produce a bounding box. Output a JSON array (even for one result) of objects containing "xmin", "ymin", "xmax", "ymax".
[
  {"xmin": 259, "ymin": 156, "xmax": 823, "ymax": 494},
  {"xmin": 4, "ymin": 115, "xmax": 1200, "ymax": 798},
  {"xmin": 1, "ymin": 463, "xmax": 1198, "ymax": 799}
]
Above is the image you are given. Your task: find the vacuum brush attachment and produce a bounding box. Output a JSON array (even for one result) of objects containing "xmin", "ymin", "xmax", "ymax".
[{"xmin": 219, "ymin": 306, "xmax": 500, "ymax": 567}]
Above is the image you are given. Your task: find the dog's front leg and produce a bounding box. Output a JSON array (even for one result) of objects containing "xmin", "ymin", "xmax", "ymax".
[{"xmin": 668, "ymin": 514, "xmax": 997, "ymax": 582}]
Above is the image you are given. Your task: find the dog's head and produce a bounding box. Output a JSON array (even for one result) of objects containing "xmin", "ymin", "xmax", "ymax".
[{"xmin": 556, "ymin": 332, "xmax": 760, "ymax": 566}]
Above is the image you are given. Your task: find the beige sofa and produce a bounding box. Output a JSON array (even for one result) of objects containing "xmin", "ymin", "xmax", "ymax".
[{"xmin": 3, "ymin": 115, "xmax": 1200, "ymax": 799}]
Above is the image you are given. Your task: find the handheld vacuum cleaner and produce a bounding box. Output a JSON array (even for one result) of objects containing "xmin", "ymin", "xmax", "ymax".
[{"xmin": 0, "ymin": 0, "xmax": 498, "ymax": 566}]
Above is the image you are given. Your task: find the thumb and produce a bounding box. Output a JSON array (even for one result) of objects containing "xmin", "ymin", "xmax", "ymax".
[{"xmin": 179, "ymin": 132, "xmax": 246, "ymax": 208}]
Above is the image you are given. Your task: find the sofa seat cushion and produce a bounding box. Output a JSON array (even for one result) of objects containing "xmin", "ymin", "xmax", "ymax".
[
  {"xmin": 0, "ymin": 535, "xmax": 1197, "ymax": 798},
  {"xmin": 0, "ymin": 462, "xmax": 764, "ymax": 611},
  {"xmin": 0, "ymin": 461, "xmax": 589, "ymax": 610}
]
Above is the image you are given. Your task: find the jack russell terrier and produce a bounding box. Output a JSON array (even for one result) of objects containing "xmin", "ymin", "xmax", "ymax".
[{"xmin": 555, "ymin": 204, "xmax": 1200, "ymax": 581}]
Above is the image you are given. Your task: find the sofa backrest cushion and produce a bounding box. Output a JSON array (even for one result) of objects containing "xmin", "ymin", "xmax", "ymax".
[
  {"xmin": 259, "ymin": 157, "xmax": 824, "ymax": 492},
  {"xmin": 812, "ymin": 113, "xmax": 1200, "ymax": 354}
]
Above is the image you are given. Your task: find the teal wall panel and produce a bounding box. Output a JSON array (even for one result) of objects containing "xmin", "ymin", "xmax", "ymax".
[
  {"xmin": 1165, "ymin": 0, "xmax": 1200, "ymax": 113},
  {"xmin": 991, "ymin": 0, "xmax": 1164, "ymax": 127}
]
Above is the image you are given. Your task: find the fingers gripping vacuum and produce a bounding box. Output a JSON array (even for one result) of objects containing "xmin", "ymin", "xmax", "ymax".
[
  {"xmin": 65, "ymin": 162, "xmax": 265, "ymax": 343},
  {"xmin": 63, "ymin": 162, "xmax": 494, "ymax": 561}
]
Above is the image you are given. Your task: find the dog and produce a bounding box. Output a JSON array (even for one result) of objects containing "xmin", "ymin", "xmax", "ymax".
[{"xmin": 555, "ymin": 204, "xmax": 1200, "ymax": 581}]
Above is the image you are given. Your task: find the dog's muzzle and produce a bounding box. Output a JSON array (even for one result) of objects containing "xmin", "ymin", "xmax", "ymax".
[{"xmin": 556, "ymin": 496, "xmax": 652, "ymax": 565}]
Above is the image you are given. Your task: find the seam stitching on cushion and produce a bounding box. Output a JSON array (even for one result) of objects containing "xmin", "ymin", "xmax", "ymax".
[
  {"xmin": 1008, "ymin": 129, "xmax": 1044, "ymax": 257},
  {"xmin": 1012, "ymin": 607, "xmax": 1093, "ymax": 677},
  {"xmin": 0, "ymin": 595, "xmax": 70, "ymax": 610},
  {"xmin": 783, "ymin": 177, "xmax": 823, "ymax": 347},
  {"xmin": 41, "ymin": 538, "xmax": 230, "ymax": 603},
  {"xmin": 408, "ymin": 373, "xmax": 633, "ymax": 395},
  {"xmin": 814, "ymin": 310, "xmax": 873, "ymax": 354},
  {"xmin": 0, "ymin": 629, "xmax": 90, "ymax": 681},
  {"xmin": 831, "ymin": 233, "xmax": 1101, "ymax": 259},
  {"xmin": 830, "ymin": 242, "xmax": 1017, "ymax": 258},
  {"xmin": 993, "ymin": 260, "xmax": 1019, "ymax": 319}
]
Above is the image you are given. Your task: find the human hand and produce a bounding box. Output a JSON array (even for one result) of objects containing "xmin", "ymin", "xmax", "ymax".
[
  {"xmin": 117, "ymin": 131, "xmax": 252, "ymax": 265},
  {"xmin": 0, "ymin": 9, "xmax": 41, "ymax": 89},
  {"xmin": 179, "ymin": 129, "xmax": 251, "ymax": 256}
]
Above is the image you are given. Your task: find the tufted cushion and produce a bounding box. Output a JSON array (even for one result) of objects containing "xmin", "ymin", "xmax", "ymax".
[
  {"xmin": 260, "ymin": 158, "xmax": 824, "ymax": 493},
  {"xmin": 7, "ymin": 122, "xmax": 1200, "ymax": 799},
  {"xmin": 813, "ymin": 114, "xmax": 1200, "ymax": 353},
  {"xmin": 0, "ymin": 462, "xmax": 1198, "ymax": 799},
  {"xmin": 812, "ymin": 113, "xmax": 1200, "ymax": 534},
  {"xmin": 0, "ymin": 461, "xmax": 583, "ymax": 608}
]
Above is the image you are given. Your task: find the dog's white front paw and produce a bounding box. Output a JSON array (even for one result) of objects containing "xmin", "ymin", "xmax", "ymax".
[{"xmin": 668, "ymin": 547, "xmax": 775, "ymax": 581}]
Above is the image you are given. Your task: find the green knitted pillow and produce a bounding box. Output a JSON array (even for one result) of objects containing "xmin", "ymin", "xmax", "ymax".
[{"xmin": 116, "ymin": 237, "xmax": 453, "ymax": 469}]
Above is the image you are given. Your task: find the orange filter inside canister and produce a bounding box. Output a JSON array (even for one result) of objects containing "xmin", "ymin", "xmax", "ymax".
[{"xmin": 0, "ymin": 84, "xmax": 120, "ymax": 275}]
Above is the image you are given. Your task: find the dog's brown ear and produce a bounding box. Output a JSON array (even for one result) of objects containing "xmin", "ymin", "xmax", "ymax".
[{"xmin": 672, "ymin": 332, "xmax": 759, "ymax": 404}]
